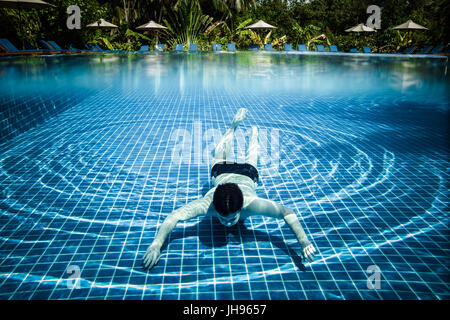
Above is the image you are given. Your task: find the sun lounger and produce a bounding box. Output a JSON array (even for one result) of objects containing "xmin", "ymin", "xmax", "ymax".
[
  {"xmin": 329, "ymin": 45, "xmax": 340, "ymax": 52},
  {"xmin": 92, "ymin": 44, "xmax": 105, "ymax": 52},
  {"xmin": 97, "ymin": 44, "xmax": 122, "ymax": 53},
  {"xmin": 138, "ymin": 45, "xmax": 149, "ymax": 52},
  {"xmin": 189, "ymin": 44, "xmax": 198, "ymax": 52},
  {"xmin": 349, "ymin": 47, "xmax": 360, "ymax": 53},
  {"xmin": 69, "ymin": 44, "xmax": 94, "ymax": 53},
  {"xmin": 155, "ymin": 44, "xmax": 165, "ymax": 52},
  {"xmin": 403, "ymin": 46, "xmax": 416, "ymax": 54},
  {"xmin": 47, "ymin": 40, "xmax": 69, "ymax": 52},
  {"xmin": 284, "ymin": 44, "xmax": 293, "ymax": 51},
  {"xmin": 19, "ymin": 39, "xmax": 49, "ymax": 52},
  {"xmin": 430, "ymin": 45, "xmax": 449, "ymax": 56},
  {"xmin": 85, "ymin": 43, "xmax": 101, "ymax": 52},
  {"xmin": 429, "ymin": 45, "xmax": 443, "ymax": 54},
  {"xmin": 39, "ymin": 40, "xmax": 65, "ymax": 53},
  {"xmin": 0, "ymin": 38, "xmax": 49, "ymax": 56},
  {"xmin": 48, "ymin": 40, "xmax": 88, "ymax": 53},
  {"xmin": 297, "ymin": 44, "xmax": 307, "ymax": 52},
  {"xmin": 174, "ymin": 44, "xmax": 183, "ymax": 52},
  {"xmin": 87, "ymin": 43, "xmax": 123, "ymax": 54},
  {"xmin": 212, "ymin": 44, "xmax": 221, "ymax": 51},
  {"xmin": 362, "ymin": 46, "xmax": 372, "ymax": 53},
  {"xmin": 316, "ymin": 44, "xmax": 325, "ymax": 52},
  {"xmin": 264, "ymin": 44, "xmax": 273, "ymax": 51},
  {"xmin": 128, "ymin": 45, "xmax": 149, "ymax": 54},
  {"xmin": 227, "ymin": 43, "xmax": 236, "ymax": 51}
]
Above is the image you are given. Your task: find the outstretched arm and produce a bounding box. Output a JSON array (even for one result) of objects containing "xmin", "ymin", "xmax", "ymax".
[
  {"xmin": 143, "ymin": 195, "xmax": 212, "ymax": 269},
  {"xmin": 283, "ymin": 212, "xmax": 316, "ymax": 262},
  {"xmin": 245, "ymin": 198, "xmax": 316, "ymax": 262}
]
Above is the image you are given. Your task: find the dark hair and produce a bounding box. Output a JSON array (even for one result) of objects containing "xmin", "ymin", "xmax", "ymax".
[{"xmin": 213, "ymin": 183, "xmax": 243, "ymax": 216}]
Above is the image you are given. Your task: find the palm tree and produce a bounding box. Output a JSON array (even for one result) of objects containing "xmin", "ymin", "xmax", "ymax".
[
  {"xmin": 110, "ymin": 0, "xmax": 139, "ymax": 26},
  {"xmin": 227, "ymin": 0, "xmax": 256, "ymax": 12},
  {"xmin": 163, "ymin": 0, "xmax": 213, "ymax": 47},
  {"xmin": 214, "ymin": 0, "xmax": 256, "ymax": 13},
  {"xmin": 292, "ymin": 23, "xmax": 327, "ymax": 50},
  {"xmin": 121, "ymin": 0, "xmax": 138, "ymax": 23},
  {"xmin": 206, "ymin": 0, "xmax": 256, "ymax": 39}
]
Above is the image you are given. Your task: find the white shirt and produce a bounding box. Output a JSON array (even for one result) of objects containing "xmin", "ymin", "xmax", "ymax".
[{"xmin": 172, "ymin": 173, "xmax": 289, "ymax": 221}]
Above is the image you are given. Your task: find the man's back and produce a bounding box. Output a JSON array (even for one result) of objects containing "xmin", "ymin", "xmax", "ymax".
[{"xmin": 206, "ymin": 172, "xmax": 258, "ymax": 216}]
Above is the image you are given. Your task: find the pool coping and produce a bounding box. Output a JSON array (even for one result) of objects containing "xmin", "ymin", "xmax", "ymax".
[
  {"xmin": 267, "ymin": 50, "xmax": 448, "ymax": 59},
  {"xmin": 0, "ymin": 50, "xmax": 448, "ymax": 61}
]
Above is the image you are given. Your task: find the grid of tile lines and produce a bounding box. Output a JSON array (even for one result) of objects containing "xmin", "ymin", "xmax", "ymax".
[{"xmin": 0, "ymin": 82, "xmax": 448, "ymax": 300}]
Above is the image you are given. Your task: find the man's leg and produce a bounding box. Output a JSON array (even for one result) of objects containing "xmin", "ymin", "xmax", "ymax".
[
  {"xmin": 245, "ymin": 126, "xmax": 259, "ymax": 168},
  {"xmin": 212, "ymin": 108, "xmax": 248, "ymax": 168}
]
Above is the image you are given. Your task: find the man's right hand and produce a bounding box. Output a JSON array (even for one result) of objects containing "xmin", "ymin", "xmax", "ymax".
[
  {"xmin": 143, "ymin": 245, "xmax": 161, "ymax": 269},
  {"xmin": 302, "ymin": 243, "xmax": 316, "ymax": 263}
]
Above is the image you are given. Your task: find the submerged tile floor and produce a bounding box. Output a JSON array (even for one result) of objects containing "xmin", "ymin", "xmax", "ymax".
[{"xmin": 0, "ymin": 53, "xmax": 448, "ymax": 300}]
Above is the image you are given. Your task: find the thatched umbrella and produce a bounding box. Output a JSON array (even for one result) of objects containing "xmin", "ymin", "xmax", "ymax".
[
  {"xmin": 136, "ymin": 20, "xmax": 167, "ymax": 46},
  {"xmin": 392, "ymin": 20, "xmax": 428, "ymax": 31},
  {"xmin": 0, "ymin": 0, "xmax": 54, "ymax": 9},
  {"xmin": 345, "ymin": 23, "xmax": 375, "ymax": 50},
  {"xmin": 345, "ymin": 23, "xmax": 376, "ymax": 33},
  {"xmin": 245, "ymin": 20, "xmax": 277, "ymax": 30},
  {"xmin": 392, "ymin": 20, "xmax": 428, "ymax": 52},
  {"xmin": 86, "ymin": 19, "xmax": 118, "ymax": 47},
  {"xmin": 86, "ymin": 19, "xmax": 118, "ymax": 29},
  {"xmin": 244, "ymin": 20, "xmax": 277, "ymax": 49},
  {"xmin": 0, "ymin": 0, "xmax": 56, "ymax": 49}
]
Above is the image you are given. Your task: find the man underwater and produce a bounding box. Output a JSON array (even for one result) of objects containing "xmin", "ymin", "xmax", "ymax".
[{"xmin": 143, "ymin": 108, "xmax": 316, "ymax": 269}]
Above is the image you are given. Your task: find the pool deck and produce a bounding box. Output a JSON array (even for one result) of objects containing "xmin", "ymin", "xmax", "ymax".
[
  {"xmin": 274, "ymin": 51, "xmax": 448, "ymax": 59},
  {"xmin": 1, "ymin": 50, "xmax": 448, "ymax": 60}
]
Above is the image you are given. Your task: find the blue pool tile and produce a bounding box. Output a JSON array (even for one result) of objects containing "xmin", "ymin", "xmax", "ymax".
[
  {"xmin": 30, "ymin": 290, "xmax": 53, "ymax": 299},
  {"xmin": 0, "ymin": 52, "xmax": 448, "ymax": 300}
]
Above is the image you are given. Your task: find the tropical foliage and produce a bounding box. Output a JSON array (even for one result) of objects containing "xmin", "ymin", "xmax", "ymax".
[
  {"xmin": 164, "ymin": 0, "xmax": 213, "ymax": 49},
  {"xmin": 0, "ymin": 0, "xmax": 448, "ymax": 52},
  {"xmin": 292, "ymin": 24, "xmax": 327, "ymax": 50}
]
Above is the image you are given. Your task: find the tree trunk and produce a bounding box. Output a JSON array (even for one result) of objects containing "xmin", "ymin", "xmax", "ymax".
[
  {"xmin": 158, "ymin": 5, "xmax": 163, "ymax": 22},
  {"xmin": 124, "ymin": 0, "xmax": 130, "ymax": 44},
  {"xmin": 123, "ymin": 0, "xmax": 128, "ymax": 22},
  {"xmin": 19, "ymin": 7, "xmax": 24, "ymax": 50}
]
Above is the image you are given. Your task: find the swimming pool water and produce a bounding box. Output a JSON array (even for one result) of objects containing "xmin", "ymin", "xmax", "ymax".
[{"xmin": 0, "ymin": 52, "xmax": 448, "ymax": 300}]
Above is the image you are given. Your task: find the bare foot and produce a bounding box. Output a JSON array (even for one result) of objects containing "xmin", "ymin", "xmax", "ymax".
[{"xmin": 230, "ymin": 108, "xmax": 248, "ymax": 129}]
